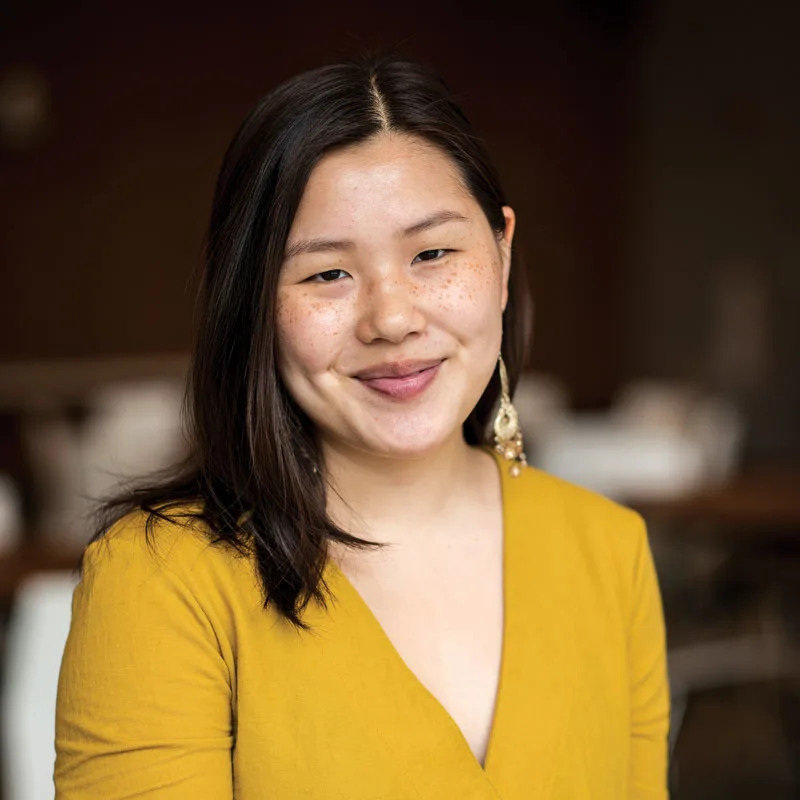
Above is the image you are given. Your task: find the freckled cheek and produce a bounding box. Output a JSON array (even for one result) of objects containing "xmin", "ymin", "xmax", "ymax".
[
  {"xmin": 425, "ymin": 260, "xmax": 503, "ymax": 322},
  {"xmin": 276, "ymin": 295, "xmax": 353, "ymax": 374}
]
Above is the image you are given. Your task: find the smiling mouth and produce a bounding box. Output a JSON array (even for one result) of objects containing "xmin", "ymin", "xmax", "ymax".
[
  {"xmin": 353, "ymin": 358, "xmax": 444, "ymax": 380},
  {"xmin": 354, "ymin": 360, "xmax": 443, "ymax": 400}
]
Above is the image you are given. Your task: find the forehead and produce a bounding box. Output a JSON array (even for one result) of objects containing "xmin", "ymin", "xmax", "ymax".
[{"xmin": 292, "ymin": 133, "xmax": 474, "ymax": 231}]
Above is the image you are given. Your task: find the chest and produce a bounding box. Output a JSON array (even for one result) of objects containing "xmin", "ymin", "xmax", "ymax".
[
  {"xmin": 231, "ymin": 492, "xmax": 633, "ymax": 800},
  {"xmin": 341, "ymin": 530, "xmax": 505, "ymax": 767}
]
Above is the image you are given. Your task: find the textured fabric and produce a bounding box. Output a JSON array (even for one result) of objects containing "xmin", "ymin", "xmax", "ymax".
[{"xmin": 55, "ymin": 452, "xmax": 670, "ymax": 798}]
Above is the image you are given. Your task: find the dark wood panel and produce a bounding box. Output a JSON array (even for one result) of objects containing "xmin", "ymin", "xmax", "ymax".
[{"xmin": 0, "ymin": 0, "xmax": 635, "ymax": 405}]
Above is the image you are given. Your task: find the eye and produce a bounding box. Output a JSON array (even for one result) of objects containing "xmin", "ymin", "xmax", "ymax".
[
  {"xmin": 306, "ymin": 268, "xmax": 350, "ymax": 283},
  {"xmin": 412, "ymin": 248, "xmax": 450, "ymax": 263}
]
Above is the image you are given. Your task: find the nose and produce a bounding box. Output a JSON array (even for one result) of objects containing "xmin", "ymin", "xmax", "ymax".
[{"xmin": 355, "ymin": 272, "xmax": 427, "ymax": 344}]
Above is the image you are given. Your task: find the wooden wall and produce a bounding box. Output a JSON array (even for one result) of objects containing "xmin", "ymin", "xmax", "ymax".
[{"xmin": 0, "ymin": 0, "xmax": 636, "ymax": 407}]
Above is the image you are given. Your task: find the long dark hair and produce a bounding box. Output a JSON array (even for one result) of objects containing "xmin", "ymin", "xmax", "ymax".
[{"xmin": 88, "ymin": 54, "xmax": 533, "ymax": 630}]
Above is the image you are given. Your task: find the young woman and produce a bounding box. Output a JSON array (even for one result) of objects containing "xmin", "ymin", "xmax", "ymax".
[{"xmin": 55, "ymin": 55, "xmax": 670, "ymax": 798}]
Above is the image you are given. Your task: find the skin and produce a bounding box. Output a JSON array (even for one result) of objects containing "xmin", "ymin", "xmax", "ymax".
[
  {"xmin": 276, "ymin": 131, "xmax": 515, "ymax": 540},
  {"xmin": 275, "ymin": 131, "xmax": 516, "ymax": 765}
]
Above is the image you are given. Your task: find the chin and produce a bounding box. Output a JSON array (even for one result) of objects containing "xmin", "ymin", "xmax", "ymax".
[
  {"xmin": 356, "ymin": 413, "xmax": 463, "ymax": 460},
  {"xmin": 368, "ymin": 440, "xmax": 444, "ymax": 461}
]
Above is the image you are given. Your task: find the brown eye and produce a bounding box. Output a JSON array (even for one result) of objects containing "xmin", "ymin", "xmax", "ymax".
[
  {"xmin": 307, "ymin": 269, "xmax": 349, "ymax": 283},
  {"xmin": 412, "ymin": 249, "xmax": 449, "ymax": 263}
]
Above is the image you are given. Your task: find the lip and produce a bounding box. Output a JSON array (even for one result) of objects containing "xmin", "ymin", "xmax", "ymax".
[
  {"xmin": 353, "ymin": 359, "xmax": 444, "ymax": 400},
  {"xmin": 352, "ymin": 359, "xmax": 444, "ymax": 380}
]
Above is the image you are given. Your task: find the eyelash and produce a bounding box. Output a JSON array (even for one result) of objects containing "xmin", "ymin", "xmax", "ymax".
[
  {"xmin": 305, "ymin": 249, "xmax": 452, "ymax": 284},
  {"xmin": 307, "ymin": 269, "xmax": 349, "ymax": 284},
  {"xmin": 412, "ymin": 248, "xmax": 451, "ymax": 263}
]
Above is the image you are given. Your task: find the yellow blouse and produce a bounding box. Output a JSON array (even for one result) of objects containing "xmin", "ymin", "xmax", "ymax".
[{"xmin": 55, "ymin": 453, "xmax": 670, "ymax": 798}]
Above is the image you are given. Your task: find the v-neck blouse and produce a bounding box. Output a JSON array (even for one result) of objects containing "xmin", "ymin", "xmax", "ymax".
[{"xmin": 55, "ymin": 456, "xmax": 670, "ymax": 799}]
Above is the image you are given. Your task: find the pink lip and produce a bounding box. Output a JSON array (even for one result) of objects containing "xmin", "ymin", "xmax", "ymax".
[
  {"xmin": 353, "ymin": 359, "xmax": 444, "ymax": 380},
  {"xmin": 355, "ymin": 360, "xmax": 443, "ymax": 400}
]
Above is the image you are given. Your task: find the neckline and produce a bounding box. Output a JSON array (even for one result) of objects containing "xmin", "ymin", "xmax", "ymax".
[{"xmin": 323, "ymin": 446, "xmax": 512, "ymax": 777}]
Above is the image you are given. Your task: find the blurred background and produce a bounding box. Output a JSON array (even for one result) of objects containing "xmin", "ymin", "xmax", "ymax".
[{"xmin": 0, "ymin": 0, "xmax": 798, "ymax": 796}]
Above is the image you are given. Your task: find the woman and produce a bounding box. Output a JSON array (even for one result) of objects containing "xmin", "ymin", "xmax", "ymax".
[{"xmin": 55, "ymin": 55, "xmax": 670, "ymax": 798}]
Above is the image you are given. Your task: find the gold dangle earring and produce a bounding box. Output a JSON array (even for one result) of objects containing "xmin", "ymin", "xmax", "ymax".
[{"xmin": 493, "ymin": 354, "xmax": 527, "ymax": 477}]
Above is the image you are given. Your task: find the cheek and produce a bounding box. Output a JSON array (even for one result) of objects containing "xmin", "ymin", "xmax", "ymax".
[
  {"xmin": 430, "ymin": 255, "xmax": 504, "ymax": 327},
  {"xmin": 276, "ymin": 293, "xmax": 351, "ymax": 375}
]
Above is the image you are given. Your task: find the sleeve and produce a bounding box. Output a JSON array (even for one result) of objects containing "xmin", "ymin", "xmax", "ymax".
[
  {"xmin": 54, "ymin": 526, "xmax": 234, "ymax": 799},
  {"xmin": 627, "ymin": 513, "xmax": 671, "ymax": 799}
]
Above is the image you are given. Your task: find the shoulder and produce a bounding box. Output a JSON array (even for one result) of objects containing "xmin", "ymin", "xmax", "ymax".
[
  {"xmin": 82, "ymin": 505, "xmax": 261, "ymax": 612},
  {"xmin": 509, "ymin": 464, "xmax": 645, "ymax": 547},
  {"xmin": 59, "ymin": 508, "xmax": 243, "ymax": 757},
  {"xmin": 507, "ymin": 465, "xmax": 649, "ymax": 610}
]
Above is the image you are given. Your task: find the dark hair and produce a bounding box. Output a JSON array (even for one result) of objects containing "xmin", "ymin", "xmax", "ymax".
[{"xmin": 88, "ymin": 54, "xmax": 533, "ymax": 629}]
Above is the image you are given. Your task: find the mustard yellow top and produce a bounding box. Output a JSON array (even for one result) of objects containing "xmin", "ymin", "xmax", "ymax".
[{"xmin": 55, "ymin": 454, "xmax": 670, "ymax": 799}]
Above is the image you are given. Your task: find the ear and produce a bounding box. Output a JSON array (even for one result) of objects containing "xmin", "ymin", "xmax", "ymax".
[{"xmin": 499, "ymin": 206, "xmax": 516, "ymax": 312}]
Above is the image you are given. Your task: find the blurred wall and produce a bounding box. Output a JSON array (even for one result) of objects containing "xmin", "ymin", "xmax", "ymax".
[
  {"xmin": 625, "ymin": 0, "xmax": 800, "ymax": 462},
  {"xmin": 0, "ymin": 0, "xmax": 638, "ymax": 406}
]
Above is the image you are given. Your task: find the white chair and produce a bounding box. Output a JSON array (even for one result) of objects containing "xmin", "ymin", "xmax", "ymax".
[{"xmin": 2, "ymin": 572, "xmax": 78, "ymax": 800}]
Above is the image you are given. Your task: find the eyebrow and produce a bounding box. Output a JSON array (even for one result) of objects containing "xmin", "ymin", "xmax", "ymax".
[
  {"xmin": 401, "ymin": 209, "xmax": 470, "ymax": 237},
  {"xmin": 283, "ymin": 210, "xmax": 470, "ymax": 261}
]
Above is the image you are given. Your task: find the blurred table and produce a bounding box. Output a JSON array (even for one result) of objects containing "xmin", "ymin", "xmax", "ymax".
[
  {"xmin": 633, "ymin": 467, "xmax": 800, "ymax": 534},
  {"xmin": 635, "ymin": 466, "xmax": 800, "ymax": 795},
  {"xmin": 2, "ymin": 468, "xmax": 798, "ymax": 605}
]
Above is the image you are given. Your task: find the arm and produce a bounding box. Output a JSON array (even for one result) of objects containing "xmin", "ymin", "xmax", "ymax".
[
  {"xmin": 627, "ymin": 514, "xmax": 671, "ymax": 799},
  {"xmin": 55, "ymin": 523, "xmax": 234, "ymax": 798}
]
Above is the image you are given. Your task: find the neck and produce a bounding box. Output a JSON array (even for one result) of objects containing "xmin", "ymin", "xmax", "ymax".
[{"xmin": 322, "ymin": 434, "xmax": 492, "ymax": 543}]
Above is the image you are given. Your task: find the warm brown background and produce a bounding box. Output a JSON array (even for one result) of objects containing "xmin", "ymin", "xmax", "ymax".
[
  {"xmin": 1, "ymin": 0, "xmax": 798, "ymax": 458},
  {"xmin": 0, "ymin": 0, "xmax": 636, "ymax": 403},
  {"xmin": 1, "ymin": 3, "xmax": 800, "ymax": 796}
]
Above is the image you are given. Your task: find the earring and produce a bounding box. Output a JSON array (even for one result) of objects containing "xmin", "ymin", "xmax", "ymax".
[{"xmin": 493, "ymin": 354, "xmax": 527, "ymax": 477}]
